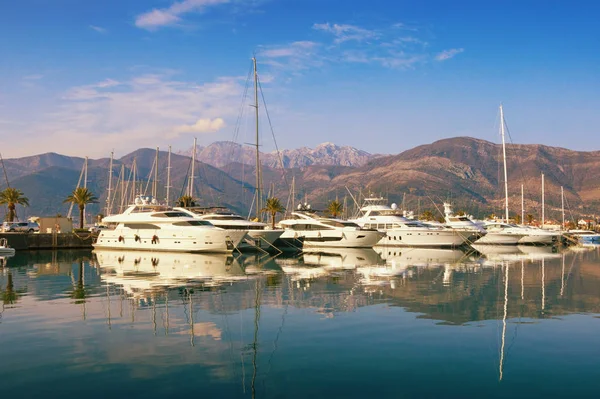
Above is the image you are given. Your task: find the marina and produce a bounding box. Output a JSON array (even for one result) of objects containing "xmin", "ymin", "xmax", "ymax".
[{"xmin": 1, "ymin": 245, "xmax": 599, "ymax": 397}]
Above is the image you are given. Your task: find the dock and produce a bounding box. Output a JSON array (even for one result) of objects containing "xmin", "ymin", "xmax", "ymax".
[{"xmin": 0, "ymin": 232, "xmax": 94, "ymax": 251}]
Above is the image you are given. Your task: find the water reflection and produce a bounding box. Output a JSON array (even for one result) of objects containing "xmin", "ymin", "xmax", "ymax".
[{"xmin": 0, "ymin": 246, "xmax": 599, "ymax": 396}]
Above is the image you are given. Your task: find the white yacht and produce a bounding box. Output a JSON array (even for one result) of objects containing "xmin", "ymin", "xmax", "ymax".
[
  {"xmin": 278, "ymin": 210, "xmax": 385, "ymax": 248},
  {"xmin": 173, "ymin": 207, "xmax": 283, "ymax": 251},
  {"xmin": 349, "ymin": 197, "xmax": 467, "ymax": 247},
  {"xmin": 517, "ymin": 226, "xmax": 561, "ymax": 245},
  {"xmin": 95, "ymin": 196, "xmax": 247, "ymax": 253},
  {"xmin": 442, "ymin": 203, "xmax": 487, "ymax": 243},
  {"xmin": 473, "ymin": 222, "xmax": 527, "ymax": 245}
]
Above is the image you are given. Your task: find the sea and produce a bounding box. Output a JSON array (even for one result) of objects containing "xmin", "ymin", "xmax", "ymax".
[{"xmin": 1, "ymin": 245, "xmax": 599, "ymax": 398}]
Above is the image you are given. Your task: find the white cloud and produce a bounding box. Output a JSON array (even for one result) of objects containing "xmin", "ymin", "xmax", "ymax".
[
  {"xmin": 260, "ymin": 41, "xmax": 318, "ymax": 58},
  {"xmin": 173, "ymin": 117, "xmax": 226, "ymax": 136},
  {"xmin": 135, "ymin": 0, "xmax": 230, "ymax": 30},
  {"xmin": 89, "ymin": 25, "xmax": 107, "ymax": 33},
  {"xmin": 435, "ymin": 48, "xmax": 464, "ymax": 61},
  {"xmin": 18, "ymin": 72, "xmax": 245, "ymax": 156},
  {"xmin": 23, "ymin": 74, "xmax": 44, "ymax": 81},
  {"xmin": 312, "ymin": 23, "xmax": 378, "ymax": 44}
]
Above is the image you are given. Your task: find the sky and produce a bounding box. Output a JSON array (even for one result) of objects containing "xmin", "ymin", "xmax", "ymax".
[{"xmin": 1, "ymin": 0, "xmax": 599, "ymax": 158}]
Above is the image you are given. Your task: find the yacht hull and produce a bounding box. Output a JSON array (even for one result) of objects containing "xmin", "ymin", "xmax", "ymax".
[
  {"xmin": 280, "ymin": 229, "xmax": 384, "ymax": 248},
  {"xmin": 518, "ymin": 233, "xmax": 559, "ymax": 245},
  {"xmin": 241, "ymin": 229, "xmax": 285, "ymax": 250},
  {"xmin": 94, "ymin": 229, "xmax": 247, "ymax": 253},
  {"xmin": 376, "ymin": 229, "xmax": 467, "ymax": 247},
  {"xmin": 474, "ymin": 233, "xmax": 525, "ymax": 245}
]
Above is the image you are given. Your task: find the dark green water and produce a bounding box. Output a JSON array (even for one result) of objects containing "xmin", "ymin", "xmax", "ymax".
[{"xmin": 1, "ymin": 245, "xmax": 599, "ymax": 398}]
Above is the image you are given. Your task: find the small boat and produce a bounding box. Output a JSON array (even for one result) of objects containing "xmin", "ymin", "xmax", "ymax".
[
  {"xmin": 0, "ymin": 238, "xmax": 16, "ymax": 257},
  {"xmin": 568, "ymin": 230, "xmax": 600, "ymax": 244}
]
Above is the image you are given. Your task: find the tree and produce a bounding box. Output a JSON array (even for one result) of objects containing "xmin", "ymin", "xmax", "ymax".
[
  {"xmin": 0, "ymin": 187, "xmax": 29, "ymax": 222},
  {"xmin": 63, "ymin": 187, "xmax": 98, "ymax": 229},
  {"xmin": 327, "ymin": 200, "xmax": 343, "ymax": 218},
  {"xmin": 456, "ymin": 210, "xmax": 466, "ymax": 216},
  {"xmin": 514, "ymin": 214, "xmax": 522, "ymax": 224},
  {"xmin": 526, "ymin": 214, "xmax": 534, "ymax": 224},
  {"xmin": 260, "ymin": 197, "xmax": 285, "ymax": 229},
  {"xmin": 177, "ymin": 195, "xmax": 195, "ymax": 207},
  {"xmin": 421, "ymin": 210, "xmax": 435, "ymax": 221}
]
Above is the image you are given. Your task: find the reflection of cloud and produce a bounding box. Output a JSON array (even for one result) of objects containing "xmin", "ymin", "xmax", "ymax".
[
  {"xmin": 435, "ymin": 48, "xmax": 464, "ymax": 61},
  {"xmin": 175, "ymin": 322, "xmax": 222, "ymax": 339}
]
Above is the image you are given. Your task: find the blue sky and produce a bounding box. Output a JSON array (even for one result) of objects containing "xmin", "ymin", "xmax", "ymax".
[{"xmin": 1, "ymin": 0, "xmax": 599, "ymax": 158}]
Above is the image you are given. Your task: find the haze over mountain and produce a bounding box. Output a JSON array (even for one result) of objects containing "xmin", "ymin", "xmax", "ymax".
[
  {"xmin": 178, "ymin": 141, "xmax": 379, "ymax": 169},
  {"xmin": 2, "ymin": 137, "xmax": 600, "ymax": 224}
]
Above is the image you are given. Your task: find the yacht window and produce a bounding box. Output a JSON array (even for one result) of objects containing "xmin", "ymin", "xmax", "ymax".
[
  {"xmin": 124, "ymin": 223, "xmax": 160, "ymax": 230},
  {"xmin": 173, "ymin": 221, "xmax": 214, "ymax": 227},
  {"xmin": 152, "ymin": 212, "xmax": 190, "ymax": 218},
  {"xmin": 209, "ymin": 215, "xmax": 245, "ymax": 220}
]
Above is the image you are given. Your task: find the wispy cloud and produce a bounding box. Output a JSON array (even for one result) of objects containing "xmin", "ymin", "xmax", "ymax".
[
  {"xmin": 135, "ymin": 0, "xmax": 230, "ymax": 30},
  {"xmin": 23, "ymin": 74, "xmax": 44, "ymax": 81},
  {"xmin": 20, "ymin": 72, "xmax": 245, "ymax": 156},
  {"xmin": 89, "ymin": 25, "xmax": 107, "ymax": 33},
  {"xmin": 312, "ymin": 23, "xmax": 378, "ymax": 44},
  {"xmin": 435, "ymin": 48, "xmax": 464, "ymax": 61}
]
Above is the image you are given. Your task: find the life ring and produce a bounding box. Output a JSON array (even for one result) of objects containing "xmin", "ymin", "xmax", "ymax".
[
  {"xmin": 151, "ymin": 235, "xmax": 159, "ymax": 244},
  {"xmin": 134, "ymin": 234, "xmax": 141, "ymax": 242},
  {"xmin": 118, "ymin": 236, "xmax": 124, "ymax": 242}
]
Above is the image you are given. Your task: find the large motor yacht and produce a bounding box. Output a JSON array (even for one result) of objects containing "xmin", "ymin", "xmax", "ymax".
[
  {"xmin": 94, "ymin": 196, "xmax": 247, "ymax": 253},
  {"xmin": 173, "ymin": 206, "xmax": 283, "ymax": 251},
  {"xmin": 442, "ymin": 203, "xmax": 487, "ymax": 243},
  {"xmin": 473, "ymin": 222, "xmax": 527, "ymax": 245},
  {"xmin": 278, "ymin": 208, "xmax": 385, "ymax": 248},
  {"xmin": 349, "ymin": 197, "xmax": 467, "ymax": 247}
]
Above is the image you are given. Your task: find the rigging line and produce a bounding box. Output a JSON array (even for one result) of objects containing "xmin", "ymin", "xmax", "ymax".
[
  {"xmin": 143, "ymin": 156, "xmax": 156, "ymax": 196},
  {"xmin": 0, "ymin": 153, "xmax": 10, "ymax": 187},
  {"xmin": 257, "ymin": 76, "xmax": 289, "ymax": 189}
]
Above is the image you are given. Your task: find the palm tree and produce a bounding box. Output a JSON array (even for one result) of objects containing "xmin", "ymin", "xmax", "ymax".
[
  {"xmin": 71, "ymin": 260, "xmax": 86, "ymax": 303},
  {"xmin": 421, "ymin": 210, "xmax": 435, "ymax": 221},
  {"xmin": 177, "ymin": 195, "xmax": 196, "ymax": 207},
  {"xmin": 526, "ymin": 214, "xmax": 534, "ymax": 225},
  {"xmin": 260, "ymin": 197, "xmax": 285, "ymax": 229},
  {"xmin": 514, "ymin": 214, "xmax": 522, "ymax": 224},
  {"xmin": 327, "ymin": 200, "xmax": 343, "ymax": 218},
  {"xmin": 0, "ymin": 187, "xmax": 29, "ymax": 222},
  {"xmin": 63, "ymin": 187, "xmax": 98, "ymax": 229}
]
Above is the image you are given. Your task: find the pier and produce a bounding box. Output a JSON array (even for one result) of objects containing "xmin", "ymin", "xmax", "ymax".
[{"xmin": 0, "ymin": 232, "xmax": 94, "ymax": 251}]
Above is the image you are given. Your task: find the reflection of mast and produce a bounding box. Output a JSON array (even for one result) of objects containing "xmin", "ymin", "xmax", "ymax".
[
  {"xmin": 106, "ymin": 283, "xmax": 112, "ymax": 330},
  {"xmin": 499, "ymin": 263, "xmax": 509, "ymax": 381},
  {"xmin": 189, "ymin": 290, "xmax": 195, "ymax": 347},
  {"xmin": 560, "ymin": 253, "xmax": 565, "ymax": 297},
  {"xmin": 541, "ymin": 258, "xmax": 546, "ymax": 312},
  {"xmin": 520, "ymin": 259, "xmax": 524, "ymax": 300},
  {"xmin": 163, "ymin": 293, "xmax": 169, "ymax": 335},
  {"xmin": 251, "ymin": 279, "xmax": 262, "ymax": 399}
]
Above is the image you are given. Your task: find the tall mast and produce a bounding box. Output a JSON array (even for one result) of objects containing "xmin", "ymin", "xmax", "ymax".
[
  {"xmin": 166, "ymin": 145, "xmax": 172, "ymax": 206},
  {"xmin": 541, "ymin": 173, "xmax": 545, "ymax": 228},
  {"xmin": 561, "ymin": 186, "xmax": 565, "ymax": 229},
  {"xmin": 189, "ymin": 137, "xmax": 197, "ymax": 198},
  {"xmin": 152, "ymin": 147, "xmax": 159, "ymax": 198},
  {"xmin": 119, "ymin": 164, "xmax": 125, "ymax": 212},
  {"xmin": 131, "ymin": 158, "xmax": 137, "ymax": 203},
  {"xmin": 521, "ymin": 184, "xmax": 524, "ymax": 225},
  {"xmin": 106, "ymin": 151, "xmax": 114, "ymax": 216},
  {"xmin": 0, "ymin": 153, "xmax": 10, "ymax": 187},
  {"xmin": 500, "ymin": 104, "xmax": 509, "ymax": 222},
  {"xmin": 253, "ymin": 57, "xmax": 261, "ymax": 219}
]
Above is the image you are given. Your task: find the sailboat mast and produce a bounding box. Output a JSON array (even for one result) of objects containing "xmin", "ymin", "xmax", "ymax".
[
  {"xmin": 166, "ymin": 145, "xmax": 172, "ymax": 206},
  {"xmin": 521, "ymin": 184, "xmax": 524, "ymax": 225},
  {"xmin": 106, "ymin": 151, "xmax": 114, "ymax": 216},
  {"xmin": 189, "ymin": 137, "xmax": 197, "ymax": 198},
  {"xmin": 561, "ymin": 186, "xmax": 565, "ymax": 229},
  {"xmin": 253, "ymin": 57, "xmax": 261, "ymax": 219},
  {"xmin": 152, "ymin": 147, "xmax": 159, "ymax": 199},
  {"xmin": 541, "ymin": 173, "xmax": 545, "ymax": 228},
  {"xmin": 500, "ymin": 105, "xmax": 509, "ymax": 222}
]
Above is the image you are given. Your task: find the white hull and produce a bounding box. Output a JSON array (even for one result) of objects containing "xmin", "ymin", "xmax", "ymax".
[
  {"xmin": 94, "ymin": 229, "xmax": 247, "ymax": 253},
  {"xmin": 241, "ymin": 229, "xmax": 284, "ymax": 250},
  {"xmin": 280, "ymin": 229, "xmax": 384, "ymax": 248},
  {"xmin": 474, "ymin": 232, "xmax": 525, "ymax": 245},
  {"xmin": 377, "ymin": 228, "xmax": 466, "ymax": 247},
  {"xmin": 0, "ymin": 248, "xmax": 15, "ymax": 256},
  {"xmin": 518, "ymin": 233, "xmax": 559, "ymax": 245}
]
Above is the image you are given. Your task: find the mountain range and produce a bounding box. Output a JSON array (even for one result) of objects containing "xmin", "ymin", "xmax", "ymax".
[{"xmin": 2, "ymin": 137, "xmax": 599, "ymax": 223}]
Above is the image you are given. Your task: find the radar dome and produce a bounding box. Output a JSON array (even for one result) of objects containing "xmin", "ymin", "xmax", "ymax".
[{"xmin": 391, "ymin": 203, "xmax": 398, "ymax": 210}]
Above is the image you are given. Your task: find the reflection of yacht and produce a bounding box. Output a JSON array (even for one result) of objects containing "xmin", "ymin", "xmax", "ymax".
[
  {"xmin": 95, "ymin": 196, "xmax": 247, "ymax": 253},
  {"xmin": 516, "ymin": 245, "xmax": 561, "ymax": 260},
  {"xmin": 473, "ymin": 222, "xmax": 527, "ymax": 245},
  {"xmin": 349, "ymin": 197, "xmax": 467, "ymax": 247},
  {"xmin": 174, "ymin": 207, "xmax": 284, "ymax": 251},
  {"xmin": 302, "ymin": 248, "xmax": 384, "ymax": 269},
  {"xmin": 94, "ymin": 249, "xmax": 246, "ymax": 294},
  {"xmin": 278, "ymin": 210, "xmax": 385, "ymax": 248},
  {"xmin": 0, "ymin": 238, "xmax": 16, "ymax": 257},
  {"xmin": 375, "ymin": 246, "xmax": 470, "ymax": 267}
]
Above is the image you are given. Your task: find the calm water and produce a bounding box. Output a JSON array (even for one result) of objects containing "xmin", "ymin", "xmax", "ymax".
[{"xmin": 1, "ymin": 245, "xmax": 599, "ymax": 398}]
